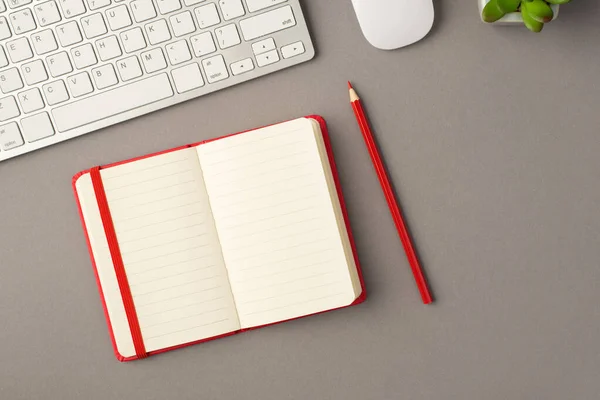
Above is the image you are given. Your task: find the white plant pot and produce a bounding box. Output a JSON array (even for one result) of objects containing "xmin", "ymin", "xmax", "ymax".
[{"xmin": 478, "ymin": 0, "xmax": 559, "ymax": 25}]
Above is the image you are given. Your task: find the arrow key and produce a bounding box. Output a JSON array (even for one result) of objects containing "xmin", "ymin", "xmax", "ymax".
[
  {"xmin": 256, "ymin": 49, "xmax": 279, "ymax": 68},
  {"xmin": 252, "ymin": 37, "xmax": 275, "ymax": 55},
  {"xmin": 231, "ymin": 57, "xmax": 254, "ymax": 76},
  {"xmin": 281, "ymin": 41, "xmax": 305, "ymax": 59}
]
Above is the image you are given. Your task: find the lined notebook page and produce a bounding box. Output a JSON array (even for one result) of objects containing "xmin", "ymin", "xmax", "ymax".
[
  {"xmin": 76, "ymin": 149, "xmax": 239, "ymax": 358},
  {"xmin": 197, "ymin": 118, "xmax": 361, "ymax": 328}
]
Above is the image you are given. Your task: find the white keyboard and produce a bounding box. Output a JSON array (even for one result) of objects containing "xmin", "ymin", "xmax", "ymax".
[{"xmin": 0, "ymin": 0, "xmax": 314, "ymax": 162}]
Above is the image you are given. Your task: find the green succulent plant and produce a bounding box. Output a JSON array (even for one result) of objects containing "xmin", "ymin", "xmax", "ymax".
[{"xmin": 482, "ymin": 0, "xmax": 571, "ymax": 32}]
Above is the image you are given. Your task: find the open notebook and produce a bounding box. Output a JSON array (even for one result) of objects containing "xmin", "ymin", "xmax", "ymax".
[{"xmin": 73, "ymin": 116, "xmax": 366, "ymax": 361}]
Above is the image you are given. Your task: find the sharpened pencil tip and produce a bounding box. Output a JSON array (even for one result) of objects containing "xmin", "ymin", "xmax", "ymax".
[{"xmin": 347, "ymin": 81, "xmax": 353, "ymax": 90}]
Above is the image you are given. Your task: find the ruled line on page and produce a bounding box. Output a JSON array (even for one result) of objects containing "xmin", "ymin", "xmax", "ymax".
[
  {"xmin": 233, "ymin": 248, "xmax": 333, "ymax": 273},
  {"xmin": 214, "ymin": 181, "xmax": 320, "ymax": 209},
  {"xmin": 238, "ymin": 281, "xmax": 344, "ymax": 306},
  {"xmin": 201, "ymin": 127, "xmax": 305, "ymax": 157},
  {"xmin": 115, "ymin": 190, "xmax": 199, "ymax": 210},
  {"xmin": 234, "ymin": 271, "xmax": 338, "ymax": 295},
  {"xmin": 209, "ymin": 170, "xmax": 316, "ymax": 200},
  {"xmin": 209, "ymin": 149, "xmax": 310, "ymax": 178},
  {"xmin": 132, "ymin": 277, "xmax": 220, "ymax": 297},
  {"xmin": 102, "ymin": 157, "xmax": 190, "ymax": 180},
  {"xmin": 135, "ymin": 287, "xmax": 223, "ymax": 308},
  {"xmin": 138, "ymin": 297, "xmax": 226, "ymax": 318},
  {"xmin": 145, "ymin": 319, "xmax": 230, "ymax": 340},
  {"xmin": 141, "ymin": 307, "xmax": 228, "ymax": 329},
  {"xmin": 127, "ymin": 259, "xmax": 216, "ymax": 276},
  {"xmin": 124, "ymin": 246, "xmax": 215, "ymax": 266},
  {"xmin": 129, "ymin": 267, "xmax": 213, "ymax": 287},
  {"xmin": 107, "ymin": 169, "xmax": 194, "ymax": 190},
  {"xmin": 109, "ymin": 180, "xmax": 197, "ymax": 201},
  {"xmin": 230, "ymin": 259, "xmax": 336, "ymax": 284},
  {"xmin": 242, "ymin": 293, "xmax": 347, "ymax": 317},
  {"xmin": 116, "ymin": 212, "xmax": 205, "ymax": 234},
  {"xmin": 117, "ymin": 223, "xmax": 206, "ymax": 245},
  {"xmin": 120, "ymin": 234, "xmax": 210, "ymax": 257},
  {"xmin": 114, "ymin": 202, "xmax": 201, "ymax": 222}
]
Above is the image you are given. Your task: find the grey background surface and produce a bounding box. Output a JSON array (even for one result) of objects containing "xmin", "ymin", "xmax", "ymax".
[{"xmin": 1, "ymin": 1, "xmax": 599, "ymax": 399}]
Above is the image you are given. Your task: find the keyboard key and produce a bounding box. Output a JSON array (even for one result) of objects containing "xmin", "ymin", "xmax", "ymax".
[
  {"xmin": 0, "ymin": 0, "xmax": 4, "ymax": 12},
  {"xmin": 252, "ymin": 37, "xmax": 275, "ymax": 55},
  {"xmin": 71, "ymin": 43, "xmax": 97, "ymax": 69},
  {"xmin": 22, "ymin": 59, "xmax": 48, "ymax": 84},
  {"xmin": 140, "ymin": 47, "xmax": 167, "ymax": 73},
  {"xmin": 59, "ymin": 0, "xmax": 86, "ymax": 18},
  {"xmin": 18, "ymin": 87, "xmax": 45, "ymax": 113},
  {"xmin": 131, "ymin": 0, "xmax": 156, "ymax": 23},
  {"xmin": 0, "ymin": 96, "xmax": 20, "ymax": 121},
  {"xmin": 116, "ymin": 55, "xmax": 142, "ymax": 81},
  {"xmin": 42, "ymin": 79, "xmax": 69, "ymax": 104},
  {"xmin": 202, "ymin": 54, "xmax": 228, "ymax": 83},
  {"xmin": 171, "ymin": 62, "xmax": 203, "ymax": 93},
  {"xmin": 144, "ymin": 19, "xmax": 170, "ymax": 45},
  {"xmin": 21, "ymin": 111, "xmax": 54, "ymax": 142},
  {"xmin": 239, "ymin": 5, "xmax": 296, "ymax": 41},
  {"xmin": 245, "ymin": 0, "xmax": 286, "ymax": 13},
  {"xmin": 85, "ymin": 0, "xmax": 110, "ymax": 10},
  {"xmin": 52, "ymin": 73, "xmax": 173, "ymax": 132},
  {"xmin": 256, "ymin": 48, "xmax": 278, "ymax": 67},
  {"xmin": 81, "ymin": 13, "xmax": 108, "ymax": 39},
  {"xmin": 67, "ymin": 71, "xmax": 94, "ymax": 97},
  {"xmin": 156, "ymin": 0, "xmax": 180, "ymax": 14},
  {"xmin": 0, "ymin": 68, "xmax": 24, "ymax": 94},
  {"xmin": 91, "ymin": 63, "xmax": 118, "ymax": 89},
  {"xmin": 106, "ymin": 5, "xmax": 132, "ymax": 30},
  {"xmin": 166, "ymin": 40, "xmax": 191, "ymax": 65},
  {"xmin": 190, "ymin": 32, "xmax": 215, "ymax": 57},
  {"xmin": 281, "ymin": 41, "xmax": 304, "ymax": 59},
  {"xmin": 9, "ymin": 9, "xmax": 37, "ymax": 34},
  {"xmin": 183, "ymin": 0, "xmax": 203, "ymax": 5},
  {"xmin": 230, "ymin": 58, "xmax": 254, "ymax": 76},
  {"xmin": 0, "ymin": 46, "xmax": 8, "ymax": 67},
  {"xmin": 0, "ymin": 17, "xmax": 11, "ymax": 41},
  {"xmin": 120, "ymin": 27, "xmax": 146, "ymax": 53},
  {"xmin": 170, "ymin": 11, "xmax": 195, "ymax": 37},
  {"xmin": 215, "ymin": 24, "xmax": 240, "ymax": 49},
  {"xmin": 34, "ymin": 1, "xmax": 62, "ymax": 27},
  {"xmin": 219, "ymin": 0, "xmax": 244, "ymax": 21},
  {"xmin": 0, "ymin": 122, "xmax": 24, "ymax": 151},
  {"xmin": 8, "ymin": 0, "xmax": 32, "ymax": 9},
  {"xmin": 56, "ymin": 21, "xmax": 83, "ymax": 46},
  {"xmin": 6, "ymin": 37, "xmax": 33, "ymax": 63},
  {"xmin": 47, "ymin": 51, "xmax": 73, "ymax": 77},
  {"xmin": 31, "ymin": 29, "xmax": 58, "ymax": 55},
  {"xmin": 95, "ymin": 35, "xmax": 121, "ymax": 60},
  {"xmin": 194, "ymin": 3, "xmax": 220, "ymax": 29}
]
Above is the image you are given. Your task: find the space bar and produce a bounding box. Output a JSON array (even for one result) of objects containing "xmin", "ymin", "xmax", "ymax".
[{"xmin": 52, "ymin": 74, "xmax": 174, "ymax": 132}]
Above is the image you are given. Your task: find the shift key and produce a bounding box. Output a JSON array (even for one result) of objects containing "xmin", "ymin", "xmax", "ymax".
[{"xmin": 239, "ymin": 5, "xmax": 296, "ymax": 41}]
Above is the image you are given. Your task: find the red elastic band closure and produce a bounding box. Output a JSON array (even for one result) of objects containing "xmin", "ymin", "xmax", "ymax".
[{"xmin": 90, "ymin": 167, "xmax": 148, "ymax": 359}]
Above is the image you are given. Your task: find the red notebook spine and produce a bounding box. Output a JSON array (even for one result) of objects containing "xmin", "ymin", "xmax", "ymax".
[{"xmin": 89, "ymin": 167, "xmax": 148, "ymax": 359}]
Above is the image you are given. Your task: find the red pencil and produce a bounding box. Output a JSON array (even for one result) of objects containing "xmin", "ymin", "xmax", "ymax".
[{"xmin": 348, "ymin": 81, "xmax": 433, "ymax": 304}]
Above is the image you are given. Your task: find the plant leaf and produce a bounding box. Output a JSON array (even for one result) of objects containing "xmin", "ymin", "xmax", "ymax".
[
  {"xmin": 496, "ymin": 0, "xmax": 521, "ymax": 13},
  {"xmin": 546, "ymin": 0, "xmax": 570, "ymax": 4},
  {"xmin": 482, "ymin": 0, "xmax": 506, "ymax": 22},
  {"xmin": 528, "ymin": 0, "xmax": 554, "ymax": 22},
  {"xmin": 521, "ymin": 1, "xmax": 544, "ymax": 32}
]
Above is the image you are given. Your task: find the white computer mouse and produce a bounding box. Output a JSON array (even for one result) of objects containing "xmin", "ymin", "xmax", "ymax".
[{"xmin": 351, "ymin": 0, "xmax": 435, "ymax": 50}]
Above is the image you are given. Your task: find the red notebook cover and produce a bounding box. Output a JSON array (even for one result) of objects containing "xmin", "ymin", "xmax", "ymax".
[{"xmin": 73, "ymin": 115, "xmax": 366, "ymax": 361}]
